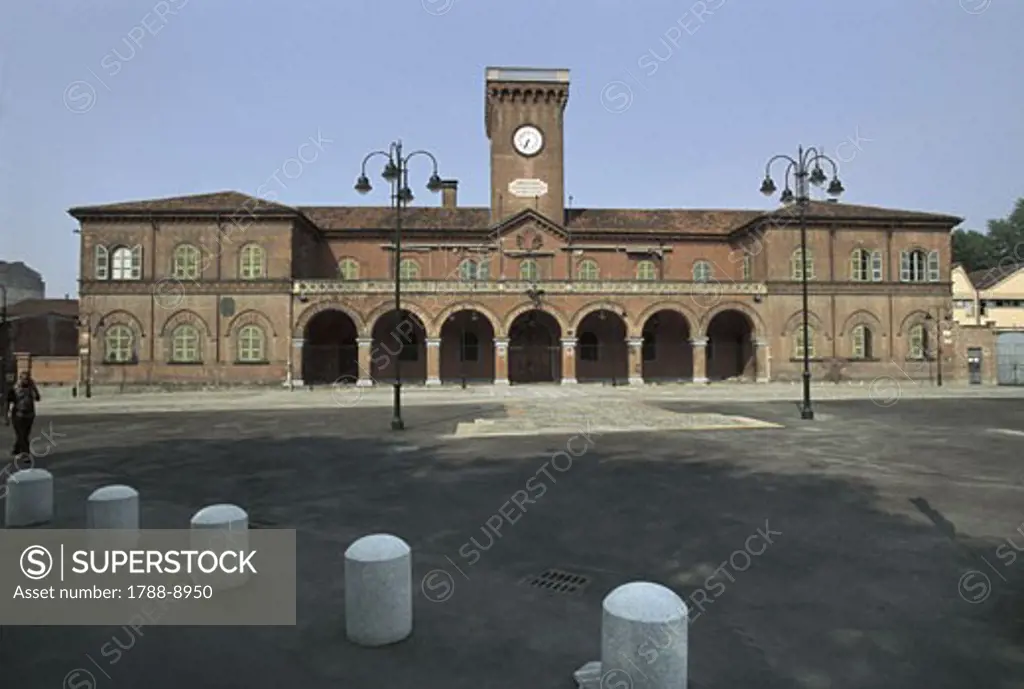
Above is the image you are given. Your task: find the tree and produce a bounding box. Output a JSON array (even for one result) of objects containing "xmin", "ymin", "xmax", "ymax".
[
  {"xmin": 951, "ymin": 229, "xmax": 996, "ymax": 272},
  {"xmin": 951, "ymin": 197, "xmax": 1024, "ymax": 271}
]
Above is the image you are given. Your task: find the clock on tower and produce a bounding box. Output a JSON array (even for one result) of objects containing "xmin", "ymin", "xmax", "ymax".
[{"xmin": 485, "ymin": 67, "xmax": 569, "ymax": 224}]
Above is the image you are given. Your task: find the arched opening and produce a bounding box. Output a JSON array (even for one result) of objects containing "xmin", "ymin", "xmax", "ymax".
[
  {"xmin": 508, "ymin": 310, "xmax": 562, "ymax": 383},
  {"xmin": 440, "ymin": 310, "xmax": 496, "ymax": 383},
  {"xmin": 303, "ymin": 310, "xmax": 358, "ymax": 385},
  {"xmin": 371, "ymin": 310, "xmax": 427, "ymax": 383},
  {"xmin": 575, "ymin": 309, "xmax": 628, "ymax": 383},
  {"xmin": 706, "ymin": 310, "xmax": 755, "ymax": 381},
  {"xmin": 641, "ymin": 310, "xmax": 693, "ymax": 382}
]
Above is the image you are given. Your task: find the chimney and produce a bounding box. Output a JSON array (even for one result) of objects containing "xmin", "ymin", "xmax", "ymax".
[{"xmin": 441, "ymin": 179, "xmax": 458, "ymax": 208}]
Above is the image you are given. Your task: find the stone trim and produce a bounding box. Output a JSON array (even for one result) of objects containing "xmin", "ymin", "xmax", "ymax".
[
  {"xmin": 293, "ymin": 279, "xmax": 768, "ymax": 297},
  {"xmin": 690, "ymin": 337, "xmax": 709, "ymax": 347}
]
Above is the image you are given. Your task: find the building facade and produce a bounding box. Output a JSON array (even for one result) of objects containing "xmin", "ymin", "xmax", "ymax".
[
  {"xmin": 952, "ymin": 263, "xmax": 1024, "ymax": 384},
  {"xmin": 71, "ymin": 67, "xmax": 961, "ymax": 390},
  {"xmin": 0, "ymin": 261, "xmax": 45, "ymax": 306}
]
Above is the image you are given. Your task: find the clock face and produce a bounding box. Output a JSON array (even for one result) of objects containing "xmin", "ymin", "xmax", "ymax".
[{"xmin": 512, "ymin": 125, "xmax": 544, "ymax": 157}]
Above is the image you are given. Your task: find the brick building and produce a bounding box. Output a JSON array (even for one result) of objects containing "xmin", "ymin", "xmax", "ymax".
[{"xmin": 70, "ymin": 67, "xmax": 962, "ymax": 390}]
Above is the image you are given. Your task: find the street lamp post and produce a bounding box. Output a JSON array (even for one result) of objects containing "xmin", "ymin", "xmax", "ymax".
[
  {"xmin": 925, "ymin": 310, "xmax": 949, "ymax": 386},
  {"xmin": 356, "ymin": 141, "xmax": 443, "ymax": 431},
  {"xmin": 0, "ymin": 285, "xmax": 8, "ymax": 402},
  {"xmin": 760, "ymin": 146, "xmax": 845, "ymax": 420}
]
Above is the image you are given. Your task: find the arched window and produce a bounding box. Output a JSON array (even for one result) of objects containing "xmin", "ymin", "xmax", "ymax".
[
  {"xmin": 104, "ymin": 325, "xmax": 135, "ymax": 363},
  {"xmin": 791, "ymin": 248, "xmax": 815, "ymax": 280},
  {"xmin": 578, "ymin": 332, "xmax": 599, "ymax": 361},
  {"xmin": 172, "ymin": 244, "xmax": 201, "ymax": 280},
  {"xmin": 237, "ymin": 325, "xmax": 266, "ymax": 362},
  {"xmin": 693, "ymin": 260, "xmax": 712, "ymax": 282},
  {"xmin": 111, "ymin": 245, "xmax": 142, "ymax": 280},
  {"xmin": 578, "ymin": 259, "xmax": 599, "ymax": 281},
  {"xmin": 520, "ymin": 259, "xmax": 539, "ymax": 281},
  {"xmin": 239, "ymin": 244, "xmax": 266, "ymax": 279},
  {"xmin": 851, "ymin": 324, "xmax": 873, "ymax": 359},
  {"xmin": 900, "ymin": 249, "xmax": 939, "ymax": 283},
  {"xmin": 461, "ymin": 331, "xmax": 479, "ymax": 362},
  {"xmin": 399, "ymin": 259, "xmax": 419, "ymax": 280},
  {"xmin": 908, "ymin": 323, "xmax": 928, "ymax": 359},
  {"xmin": 339, "ymin": 258, "xmax": 360, "ymax": 280},
  {"xmin": 458, "ymin": 259, "xmax": 487, "ymax": 281},
  {"xmin": 170, "ymin": 324, "xmax": 201, "ymax": 363},
  {"xmin": 742, "ymin": 254, "xmax": 753, "ymax": 281},
  {"xmin": 792, "ymin": 326, "xmax": 816, "ymax": 359},
  {"xmin": 636, "ymin": 260, "xmax": 657, "ymax": 281}
]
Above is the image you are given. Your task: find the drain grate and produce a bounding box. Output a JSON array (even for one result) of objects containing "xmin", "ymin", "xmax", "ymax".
[{"xmin": 521, "ymin": 568, "xmax": 591, "ymax": 594}]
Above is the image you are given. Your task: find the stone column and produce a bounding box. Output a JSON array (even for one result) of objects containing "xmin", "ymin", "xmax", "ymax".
[
  {"xmin": 425, "ymin": 338, "xmax": 441, "ymax": 386},
  {"xmin": 494, "ymin": 338, "xmax": 510, "ymax": 385},
  {"xmin": 356, "ymin": 338, "xmax": 374, "ymax": 387},
  {"xmin": 561, "ymin": 338, "xmax": 577, "ymax": 384},
  {"xmin": 690, "ymin": 337, "xmax": 709, "ymax": 384},
  {"xmin": 626, "ymin": 337, "xmax": 644, "ymax": 385},
  {"xmin": 753, "ymin": 336, "xmax": 770, "ymax": 383},
  {"xmin": 290, "ymin": 338, "xmax": 304, "ymax": 387}
]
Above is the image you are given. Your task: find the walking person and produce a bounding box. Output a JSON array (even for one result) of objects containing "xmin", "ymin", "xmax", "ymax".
[{"xmin": 4, "ymin": 370, "xmax": 41, "ymax": 458}]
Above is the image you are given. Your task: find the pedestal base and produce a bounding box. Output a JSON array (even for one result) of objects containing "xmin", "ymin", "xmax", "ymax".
[
  {"xmin": 356, "ymin": 378, "xmax": 374, "ymax": 388},
  {"xmin": 628, "ymin": 377, "xmax": 644, "ymax": 386},
  {"xmin": 692, "ymin": 377, "xmax": 709, "ymax": 384},
  {"xmin": 426, "ymin": 378, "xmax": 441, "ymax": 386},
  {"xmin": 494, "ymin": 378, "xmax": 510, "ymax": 386},
  {"xmin": 561, "ymin": 378, "xmax": 578, "ymax": 385}
]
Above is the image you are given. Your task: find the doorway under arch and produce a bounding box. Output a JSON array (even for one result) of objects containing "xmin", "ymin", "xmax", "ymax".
[
  {"xmin": 303, "ymin": 309, "xmax": 359, "ymax": 385},
  {"xmin": 440, "ymin": 310, "xmax": 496, "ymax": 383},
  {"xmin": 576, "ymin": 309, "xmax": 628, "ymax": 383},
  {"xmin": 641, "ymin": 310, "xmax": 693, "ymax": 381},
  {"xmin": 371, "ymin": 309, "xmax": 427, "ymax": 383},
  {"xmin": 706, "ymin": 310, "xmax": 755, "ymax": 380},
  {"xmin": 508, "ymin": 310, "xmax": 562, "ymax": 383}
]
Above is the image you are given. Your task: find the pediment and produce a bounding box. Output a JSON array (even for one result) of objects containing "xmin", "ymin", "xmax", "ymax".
[{"xmin": 488, "ymin": 209, "xmax": 569, "ymax": 250}]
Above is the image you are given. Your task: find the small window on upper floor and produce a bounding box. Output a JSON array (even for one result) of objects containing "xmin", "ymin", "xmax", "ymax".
[
  {"xmin": 338, "ymin": 258, "xmax": 360, "ymax": 280},
  {"xmin": 399, "ymin": 259, "xmax": 420, "ymax": 280},
  {"xmin": 900, "ymin": 249, "xmax": 940, "ymax": 283},
  {"xmin": 790, "ymin": 248, "xmax": 815, "ymax": 280},
  {"xmin": 577, "ymin": 259, "xmax": 599, "ymax": 281},
  {"xmin": 520, "ymin": 259, "xmax": 539, "ymax": 281},
  {"xmin": 172, "ymin": 244, "xmax": 202, "ymax": 280},
  {"xmin": 239, "ymin": 244, "xmax": 266, "ymax": 280},
  {"xmin": 636, "ymin": 260, "xmax": 657, "ymax": 281},
  {"xmin": 110, "ymin": 245, "xmax": 143, "ymax": 281},
  {"xmin": 851, "ymin": 248, "xmax": 883, "ymax": 282},
  {"xmin": 692, "ymin": 260, "xmax": 712, "ymax": 282},
  {"xmin": 458, "ymin": 258, "xmax": 489, "ymax": 281},
  {"xmin": 741, "ymin": 254, "xmax": 752, "ymax": 281}
]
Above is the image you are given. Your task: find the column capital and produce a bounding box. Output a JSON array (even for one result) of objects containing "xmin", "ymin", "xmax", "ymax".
[
  {"xmin": 751, "ymin": 337, "xmax": 768, "ymax": 347},
  {"xmin": 690, "ymin": 337, "xmax": 708, "ymax": 347},
  {"xmin": 356, "ymin": 338, "xmax": 373, "ymax": 347},
  {"xmin": 626, "ymin": 337, "xmax": 644, "ymax": 347},
  {"xmin": 494, "ymin": 338, "xmax": 509, "ymax": 347},
  {"xmin": 560, "ymin": 338, "xmax": 576, "ymax": 348},
  {"xmin": 426, "ymin": 338, "xmax": 441, "ymax": 347},
  {"xmin": 292, "ymin": 338, "xmax": 304, "ymax": 348}
]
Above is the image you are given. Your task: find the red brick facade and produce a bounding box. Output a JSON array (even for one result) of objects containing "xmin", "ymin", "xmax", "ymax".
[{"xmin": 68, "ymin": 68, "xmax": 967, "ymax": 389}]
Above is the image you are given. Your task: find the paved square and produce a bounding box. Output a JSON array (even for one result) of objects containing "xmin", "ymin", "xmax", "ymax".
[{"xmin": 3, "ymin": 395, "xmax": 1024, "ymax": 688}]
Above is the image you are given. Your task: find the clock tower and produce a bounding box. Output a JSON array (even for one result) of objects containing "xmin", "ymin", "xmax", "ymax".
[{"xmin": 485, "ymin": 67, "xmax": 570, "ymax": 224}]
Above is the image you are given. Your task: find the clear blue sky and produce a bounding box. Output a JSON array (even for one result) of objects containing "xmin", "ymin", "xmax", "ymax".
[{"xmin": 1, "ymin": 0, "xmax": 1020, "ymax": 298}]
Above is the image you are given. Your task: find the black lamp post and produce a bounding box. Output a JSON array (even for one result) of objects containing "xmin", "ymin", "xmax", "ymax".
[
  {"xmin": 924, "ymin": 310, "xmax": 949, "ymax": 387},
  {"xmin": 0, "ymin": 285, "xmax": 8, "ymax": 402},
  {"xmin": 356, "ymin": 141, "xmax": 443, "ymax": 431},
  {"xmin": 760, "ymin": 146, "xmax": 845, "ymax": 420}
]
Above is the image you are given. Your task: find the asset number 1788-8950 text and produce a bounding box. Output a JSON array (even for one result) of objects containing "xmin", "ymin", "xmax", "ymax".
[{"xmin": 128, "ymin": 585, "xmax": 213, "ymax": 599}]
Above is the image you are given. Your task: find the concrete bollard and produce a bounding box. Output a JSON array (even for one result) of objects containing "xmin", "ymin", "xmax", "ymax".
[
  {"xmin": 189, "ymin": 504, "xmax": 249, "ymax": 590},
  {"xmin": 344, "ymin": 533, "xmax": 412, "ymax": 646},
  {"xmin": 4, "ymin": 468, "xmax": 54, "ymax": 527},
  {"xmin": 87, "ymin": 485, "xmax": 139, "ymax": 529},
  {"xmin": 600, "ymin": 582, "xmax": 688, "ymax": 689}
]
